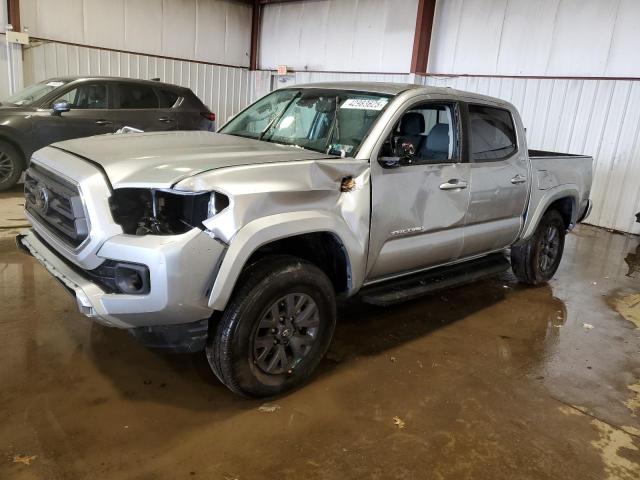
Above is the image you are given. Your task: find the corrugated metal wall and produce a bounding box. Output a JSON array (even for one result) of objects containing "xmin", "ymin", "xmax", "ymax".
[
  {"xmin": 429, "ymin": 0, "xmax": 640, "ymax": 77},
  {"xmin": 23, "ymin": 41, "xmax": 255, "ymax": 125},
  {"xmin": 260, "ymin": 0, "xmax": 419, "ymax": 73},
  {"xmin": 20, "ymin": 0, "xmax": 252, "ymax": 68},
  {"xmin": 0, "ymin": 36, "xmax": 24, "ymax": 99}
]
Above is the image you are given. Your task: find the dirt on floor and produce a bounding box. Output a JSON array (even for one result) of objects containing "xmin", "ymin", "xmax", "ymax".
[
  {"xmin": 0, "ymin": 224, "xmax": 638, "ymax": 479},
  {"xmin": 0, "ymin": 184, "xmax": 28, "ymax": 240}
]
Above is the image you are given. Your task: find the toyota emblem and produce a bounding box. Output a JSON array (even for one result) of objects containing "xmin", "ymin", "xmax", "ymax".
[{"xmin": 34, "ymin": 183, "xmax": 50, "ymax": 214}]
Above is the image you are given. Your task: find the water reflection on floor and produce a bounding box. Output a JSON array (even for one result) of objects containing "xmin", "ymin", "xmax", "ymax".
[{"xmin": 0, "ymin": 225, "xmax": 638, "ymax": 479}]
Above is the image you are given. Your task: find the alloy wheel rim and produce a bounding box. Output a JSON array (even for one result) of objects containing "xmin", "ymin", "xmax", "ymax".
[
  {"xmin": 538, "ymin": 225, "xmax": 560, "ymax": 273},
  {"xmin": 252, "ymin": 293, "xmax": 320, "ymax": 375},
  {"xmin": 0, "ymin": 152, "xmax": 13, "ymax": 182}
]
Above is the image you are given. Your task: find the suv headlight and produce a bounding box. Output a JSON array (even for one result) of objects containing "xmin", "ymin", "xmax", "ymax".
[{"xmin": 109, "ymin": 188, "xmax": 229, "ymax": 235}]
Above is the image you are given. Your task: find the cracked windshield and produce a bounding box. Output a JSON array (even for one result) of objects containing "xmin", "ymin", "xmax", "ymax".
[{"xmin": 220, "ymin": 88, "xmax": 390, "ymax": 157}]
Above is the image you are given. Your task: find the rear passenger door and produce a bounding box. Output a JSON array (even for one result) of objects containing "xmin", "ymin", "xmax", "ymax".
[
  {"xmin": 459, "ymin": 103, "xmax": 530, "ymax": 258},
  {"xmin": 113, "ymin": 83, "xmax": 177, "ymax": 132}
]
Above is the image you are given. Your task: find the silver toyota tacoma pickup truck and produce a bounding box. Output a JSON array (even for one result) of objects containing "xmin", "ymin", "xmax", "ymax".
[{"xmin": 17, "ymin": 82, "xmax": 593, "ymax": 397}]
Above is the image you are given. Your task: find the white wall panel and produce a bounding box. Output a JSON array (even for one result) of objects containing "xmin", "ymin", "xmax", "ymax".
[
  {"xmin": 162, "ymin": 0, "xmax": 196, "ymax": 59},
  {"xmin": 0, "ymin": 37, "xmax": 23, "ymax": 100},
  {"xmin": 84, "ymin": 0, "xmax": 126, "ymax": 50},
  {"xmin": 429, "ymin": 0, "xmax": 640, "ymax": 77},
  {"xmin": 260, "ymin": 0, "xmax": 419, "ymax": 73},
  {"xmin": 124, "ymin": 0, "xmax": 163, "ymax": 56},
  {"xmin": 20, "ymin": 0, "xmax": 251, "ymax": 67},
  {"xmin": 23, "ymin": 41, "xmax": 254, "ymax": 125}
]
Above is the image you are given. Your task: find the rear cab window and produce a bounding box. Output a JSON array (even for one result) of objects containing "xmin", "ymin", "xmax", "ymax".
[
  {"xmin": 467, "ymin": 104, "xmax": 517, "ymax": 161},
  {"xmin": 116, "ymin": 84, "xmax": 159, "ymax": 109}
]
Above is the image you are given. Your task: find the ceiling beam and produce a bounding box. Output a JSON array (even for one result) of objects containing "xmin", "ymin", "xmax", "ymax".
[
  {"xmin": 410, "ymin": 0, "xmax": 436, "ymax": 74},
  {"xmin": 7, "ymin": 0, "xmax": 20, "ymax": 31},
  {"xmin": 249, "ymin": 0, "xmax": 262, "ymax": 70},
  {"xmin": 259, "ymin": 0, "xmax": 305, "ymax": 4}
]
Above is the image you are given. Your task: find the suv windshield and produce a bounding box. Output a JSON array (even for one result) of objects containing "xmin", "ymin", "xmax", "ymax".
[
  {"xmin": 3, "ymin": 80, "xmax": 68, "ymax": 106},
  {"xmin": 220, "ymin": 88, "xmax": 391, "ymax": 156}
]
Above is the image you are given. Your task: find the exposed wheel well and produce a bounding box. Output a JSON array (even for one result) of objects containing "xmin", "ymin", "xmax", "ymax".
[
  {"xmin": 547, "ymin": 197, "xmax": 574, "ymax": 230},
  {"xmin": 246, "ymin": 232, "xmax": 351, "ymax": 294}
]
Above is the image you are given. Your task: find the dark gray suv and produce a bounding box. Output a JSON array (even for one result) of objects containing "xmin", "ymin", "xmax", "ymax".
[{"xmin": 0, "ymin": 76, "xmax": 216, "ymax": 190}]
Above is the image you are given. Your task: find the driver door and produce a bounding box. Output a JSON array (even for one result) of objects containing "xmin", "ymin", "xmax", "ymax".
[
  {"xmin": 32, "ymin": 82, "xmax": 116, "ymax": 151},
  {"xmin": 366, "ymin": 99, "xmax": 471, "ymax": 281}
]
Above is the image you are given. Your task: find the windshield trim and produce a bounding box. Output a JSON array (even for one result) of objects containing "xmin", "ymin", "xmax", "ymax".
[{"xmin": 3, "ymin": 80, "xmax": 70, "ymax": 107}]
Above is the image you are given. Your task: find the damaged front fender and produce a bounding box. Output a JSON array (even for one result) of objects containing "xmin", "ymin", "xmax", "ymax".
[{"xmin": 173, "ymin": 158, "xmax": 372, "ymax": 310}]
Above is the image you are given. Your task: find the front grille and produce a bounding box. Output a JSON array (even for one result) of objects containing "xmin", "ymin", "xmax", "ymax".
[{"xmin": 24, "ymin": 164, "xmax": 89, "ymax": 248}]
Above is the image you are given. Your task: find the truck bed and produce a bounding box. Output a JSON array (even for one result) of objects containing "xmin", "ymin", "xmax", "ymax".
[{"xmin": 520, "ymin": 150, "xmax": 594, "ymax": 238}]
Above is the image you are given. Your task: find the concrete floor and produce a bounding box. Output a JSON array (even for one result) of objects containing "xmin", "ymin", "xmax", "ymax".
[{"xmin": 0, "ymin": 189, "xmax": 639, "ymax": 478}]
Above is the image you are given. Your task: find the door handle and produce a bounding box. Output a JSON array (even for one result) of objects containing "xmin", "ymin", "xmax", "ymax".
[
  {"xmin": 510, "ymin": 174, "xmax": 527, "ymax": 184},
  {"xmin": 439, "ymin": 179, "xmax": 468, "ymax": 190},
  {"xmin": 95, "ymin": 119, "xmax": 112, "ymax": 126},
  {"xmin": 158, "ymin": 116, "xmax": 175, "ymax": 123}
]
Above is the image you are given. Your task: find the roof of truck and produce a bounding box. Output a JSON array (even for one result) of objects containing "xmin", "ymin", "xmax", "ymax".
[{"xmin": 291, "ymin": 81, "xmax": 511, "ymax": 106}]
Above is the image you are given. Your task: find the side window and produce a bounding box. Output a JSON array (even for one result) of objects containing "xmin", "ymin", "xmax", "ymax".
[
  {"xmin": 468, "ymin": 105, "xmax": 517, "ymax": 161},
  {"xmin": 158, "ymin": 89, "xmax": 180, "ymax": 108},
  {"xmin": 117, "ymin": 84, "xmax": 159, "ymax": 109},
  {"xmin": 54, "ymin": 84, "xmax": 107, "ymax": 109},
  {"xmin": 392, "ymin": 104, "xmax": 456, "ymax": 164}
]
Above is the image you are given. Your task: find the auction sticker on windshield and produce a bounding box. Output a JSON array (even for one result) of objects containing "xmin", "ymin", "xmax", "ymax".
[{"xmin": 340, "ymin": 98, "xmax": 388, "ymax": 110}]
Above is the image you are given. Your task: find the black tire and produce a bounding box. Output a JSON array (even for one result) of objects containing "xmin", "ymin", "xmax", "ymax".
[
  {"xmin": 511, "ymin": 209, "xmax": 566, "ymax": 285},
  {"xmin": 207, "ymin": 255, "xmax": 336, "ymax": 398},
  {"xmin": 0, "ymin": 140, "xmax": 23, "ymax": 191}
]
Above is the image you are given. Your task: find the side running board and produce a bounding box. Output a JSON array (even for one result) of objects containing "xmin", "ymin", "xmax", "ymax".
[{"xmin": 359, "ymin": 253, "xmax": 510, "ymax": 306}]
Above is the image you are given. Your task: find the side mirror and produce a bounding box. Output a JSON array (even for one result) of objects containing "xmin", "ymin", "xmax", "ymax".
[
  {"xmin": 378, "ymin": 138, "xmax": 400, "ymax": 168},
  {"xmin": 377, "ymin": 137, "xmax": 415, "ymax": 169},
  {"xmin": 397, "ymin": 140, "xmax": 416, "ymax": 164},
  {"xmin": 51, "ymin": 101, "xmax": 71, "ymax": 116}
]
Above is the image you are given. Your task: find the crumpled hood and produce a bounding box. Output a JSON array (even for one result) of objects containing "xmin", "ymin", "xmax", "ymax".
[{"xmin": 51, "ymin": 131, "xmax": 332, "ymax": 188}]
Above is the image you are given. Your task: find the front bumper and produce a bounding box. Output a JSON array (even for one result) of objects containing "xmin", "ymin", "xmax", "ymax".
[{"xmin": 17, "ymin": 228, "xmax": 226, "ymax": 329}]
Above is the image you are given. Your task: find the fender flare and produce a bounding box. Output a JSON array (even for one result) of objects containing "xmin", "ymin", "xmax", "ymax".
[
  {"xmin": 519, "ymin": 184, "xmax": 580, "ymax": 241},
  {"xmin": 207, "ymin": 210, "xmax": 365, "ymax": 311}
]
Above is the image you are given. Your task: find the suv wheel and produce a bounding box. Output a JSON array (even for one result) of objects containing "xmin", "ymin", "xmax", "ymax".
[
  {"xmin": 0, "ymin": 140, "xmax": 23, "ymax": 191},
  {"xmin": 207, "ymin": 255, "xmax": 336, "ymax": 398},
  {"xmin": 511, "ymin": 209, "xmax": 566, "ymax": 285}
]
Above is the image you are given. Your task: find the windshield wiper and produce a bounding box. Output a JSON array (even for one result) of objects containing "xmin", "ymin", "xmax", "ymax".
[
  {"xmin": 324, "ymin": 96, "xmax": 341, "ymax": 154},
  {"xmin": 258, "ymin": 92, "xmax": 300, "ymax": 141}
]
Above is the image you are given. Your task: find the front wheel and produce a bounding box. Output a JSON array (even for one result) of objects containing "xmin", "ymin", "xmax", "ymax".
[
  {"xmin": 207, "ymin": 255, "xmax": 336, "ymax": 398},
  {"xmin": 511, "ymin": 210, "xmax": 566, "ymax": 285},
  {"xmin": 0, "ymin": 140, "xmax": 23, "ymax": 191}
]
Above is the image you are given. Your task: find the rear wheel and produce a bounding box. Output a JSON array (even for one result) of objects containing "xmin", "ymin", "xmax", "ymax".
[
  {"xmin": 511, "ymin": 209, "xmax": 566, "ymax": 285},
  {"xmin": 0, "ymin": 140, "xmax": 22, "ymax": 191},
  {"xmin": 207, "ymin": 255, "xmax": 336, "ymax": 398}
]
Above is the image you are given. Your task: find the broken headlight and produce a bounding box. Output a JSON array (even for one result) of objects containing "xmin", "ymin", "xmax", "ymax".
[{"xmin": 109, "ymin": 188, "xmax": 229, "ymax": 235}]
